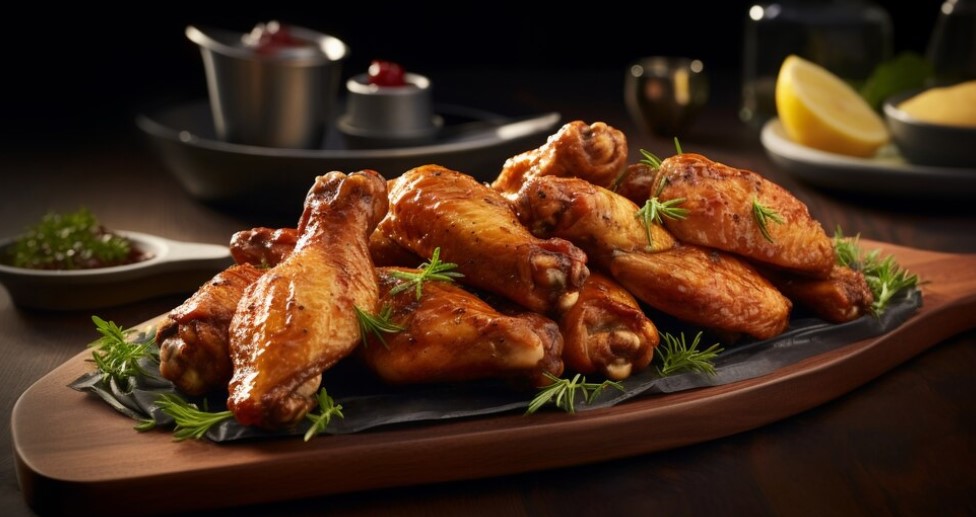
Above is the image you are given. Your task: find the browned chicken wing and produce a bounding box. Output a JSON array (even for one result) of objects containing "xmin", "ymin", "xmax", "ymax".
[
  {"xmin": 765, "ymin": 264, "xmax": 874, "ymax": 323},
  {"xmin": 381, "ymin": 164, "xmax": 589, "ymax": 314},
  {"xmin": 229, "ymin": 227, "xmax": 297, "ymax": 267},
  {"xmin": 227, "ymin": 170, "xmax": 388, "ymax": 430},
  {"xmin": 558, "ymin": 272, "xmax": 658, "ymax": 380},
  {"xmin": 610, "ymin": 244, "xmax": 791, "ymax": 339},
  {"xmin": 514, "ymin": 175, "xmax": 791, "ymax": 340},
  {"xmin": 156, "ymin": 263, "xmax": 265, "ymax": 396},
  {"xmin": 612, "ymin": 161, "xmax": 656, "ymax": 205},
  {"xmin": 653, "ymin": 153, "xmax": 835, "ymax": 277},
  {"xmin": 359, "ymin": 267, "xmax": 564, "ymax": 388},
  {"xmin": 492, "ymin": 120, "xmax": 629, "ymax": 197}
]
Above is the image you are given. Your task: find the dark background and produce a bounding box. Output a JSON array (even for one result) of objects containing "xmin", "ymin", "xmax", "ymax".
[{"xmin": 2, "ymin": 1, "xmax": 943, "ymax": 146}]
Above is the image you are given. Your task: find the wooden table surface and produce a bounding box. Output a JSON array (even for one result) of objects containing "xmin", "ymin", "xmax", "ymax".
[{"xmin": 1, "ymin": 68, "xmax": 974, "ymax": 516}]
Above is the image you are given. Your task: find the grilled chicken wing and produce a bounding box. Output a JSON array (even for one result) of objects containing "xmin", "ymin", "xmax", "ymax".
[
  {"xmin": 515, "ymin": 175, "xmax": 791, "ymax": 339},
  {"xmin": 765, "ymin": 264, "xmax": 874, "ymax": 323},
  {"xmin": 156, "ymin": 263, "xmax": 265, "ymax": 396},
  {"xmin": 653, "ymin": 153, "xmax": 835, "ymax": 277},
  {"xmin": 492, "ymin": 120, "xmax": 629, "ymax": 197},
  {"xmin": 381, "ymin": 164, "xmax": 589, "ymax": 314},
  {"xmin": 359, "ymin": 267, "xmax": 564, "ymax": 387},
  {"xmin": 229, "ymin": 227, "xmax": 297, "ymax": 267},
  {"xmin": 558, "ymin": 272, "xmax": 658, "ymax": 380},
  {"xmin": 612, "ymin": 161, "xmax": 656, "ymax": 205},
  {"xmin": 227, "ymin": 170, "xmax": 387, "ymax": 430}
]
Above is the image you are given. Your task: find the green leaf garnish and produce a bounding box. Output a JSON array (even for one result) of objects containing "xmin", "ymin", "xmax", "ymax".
[
  {"xmin": 525, "ymin": 372, "xmax": 624, "ymax": 414},
  {"xmin": 5, "ymin": 207, "xmax": 133, "ymax": 270},
  {"xmin": 673, "ymin": 137, "xmax": 683, "ymax": 155},
  {"xmin": 304, "ymin": 388, "xmax": 345, "ymax": 442},
  {"xmin": 833, "ymin": 228, "xmax": 920, "ymax": 315},
  {"xmin": 859, "ymin": 52, "xmax": 933, "ymax": 110},
  {"xmin": 635, "ymin": 196, "xmax": 688, "ymax": 249},
  {"xmin": 89, "ymin": 315, "xmax": 156, "ymax": 390},
  {"xmin": 354, "ymin": 304, "xmax": 405, "ymax": 348},
  {"xmin": 149, "ymin": 393, "xmax": 233, "ymax": 441},
  {"xmin": 752, "ymin": 197, "xmax": 785, "ymax": 243},
  {"xmin": 655, "ymin": 331, "xmax": 724, "ymax": 377},
  {"xmin": 389, "ymin": 247, "xmax": 463, "ymax": 300}
]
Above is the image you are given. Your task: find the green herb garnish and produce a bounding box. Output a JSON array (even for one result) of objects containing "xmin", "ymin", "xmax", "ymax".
[
  {"xmin": 148, "ymin": 393, "xmax": 234, "ymax": 441},
  {"xmin": 639, "ymin": 148, "xmax": 663, "ymax": 169},
  {"xmin": 389, "ymin": 247, "xmax": 463, "ymax": 300},
  {"xmin": 635, "ymin": 196, "xmax": 688, "ymax": 250},
  {"xmin": 354, "ymin": 303, "xmax": 404, "ymax": 348},
  {"xmin": 525, "ymin": 372, "xmax": 624, "ymax": 414},
  {"xmin": 833, "ymin": 228, "xmax": 920, "ymax": 315},
  {"xmin": 89, "ymin": 315, "xmax": 156, "ymax": 390},
  {"xmin": 752, "ymin": 197, "xmax": 785, "ymax": 243},
  {"xmin": 655, "ymin": 331, "xmax": 724, "ymax": 377},
  {"xmin": 304, "ymin": 388, "xmax": 345, "ymax": 442},
  {"xmin": 6, "ymin": 207, "xmax": 134, "ymax": 270}
]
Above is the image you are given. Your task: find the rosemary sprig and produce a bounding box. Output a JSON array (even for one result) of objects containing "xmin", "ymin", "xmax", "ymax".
[
  {"xmin": 833, "ymin": 228, "xmax": 920, "ymax": 315},
  {"xmin": 6, "ymin": 207, "xmax": 133, "ymax": 270},
  {"xmin": 89, "ymin": 315, "xmax": 156, "ymax": 389},
  {"xmin": 655, "ymin": 331, "xmax": 724, "ymax": 377},
  {"xmin": 389, "ymin": 247, "xmax": 463, "ymax": 300},
  {"xmin": 673, "ymin": 137, "xmax": 683, "ymax": 155},
  {"xmin": 354, "ymin": 304, "xmax": 405, "ymax": 348},
  {"xmin": 149, "ymin": 393, "xmax": 233, "ymax": 441},
  {"xmin": 525, "ymin": 372, "xmax": 624, "ymax": 414},
  {"xmin": 639, "ymin": 148, "xmax": 663, "ymax": 169},
  {"xmin": 752, "ymin": 197, "xmax": 785, "ymax": 243},
  {"xmin": 304, "ymin": 388, "xmax": 345, "ymax": 442},
  {"xmin": 635, "ymin": 196, "xmax": 688, "ymax": 249}
]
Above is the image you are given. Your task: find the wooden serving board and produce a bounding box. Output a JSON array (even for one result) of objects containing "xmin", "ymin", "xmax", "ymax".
[{"xmin": 12, "ymin": 240, "xmax": 976, "ymax": 517}]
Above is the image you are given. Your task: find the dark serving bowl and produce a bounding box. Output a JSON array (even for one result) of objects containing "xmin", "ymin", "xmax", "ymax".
[{"xmin": 883, "ymin": 88, "xmax": 976, "ymax": 168}]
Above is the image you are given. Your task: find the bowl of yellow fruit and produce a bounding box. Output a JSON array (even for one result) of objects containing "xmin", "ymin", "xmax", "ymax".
[{"xmin": 883, "ymin": 81, "xmax": 976, "ymax": 168}]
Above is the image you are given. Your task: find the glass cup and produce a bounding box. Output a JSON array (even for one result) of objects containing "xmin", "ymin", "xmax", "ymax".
[
  {"xmin": 624, "ymin": 57, "xmax": 709, "ymax": 138},
  {"xmin": 926, "ymin": 0, "xmax": 976, "ymax": 86}
]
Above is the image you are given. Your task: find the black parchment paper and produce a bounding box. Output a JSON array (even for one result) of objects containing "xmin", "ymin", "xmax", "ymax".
[{"xmin": 70, "ymin": 289, "xmax": 922, "ymax": 442}]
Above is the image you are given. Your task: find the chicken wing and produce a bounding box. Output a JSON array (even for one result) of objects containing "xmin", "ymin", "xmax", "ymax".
[
  {"xmin": 612, "ymin": 161, "xmax": 655, "ymax": 205},
  {"xmin": 156, "ymin": 263, "xmax": 265, "ymax": 396},
  {"xmin": 515, "ymin": 175, "xmax": 791, "ymax": 340},
  {"xmin": 609, "ymin": 244, "xmax": 791, "ymax": 339},
  {"xmin": 558, "ymin": 272, "xmax": 658, "ymax": 380},
  {"xmin": 764, "ymin": 264, "xmax": 874, "ymax": 323},
  {"xmin": 227, "ymin": 170, "xmax": 388, "ymax": 430},
  {"xmin": 359, "ymin": 267, "xmax": 564, "ymax": 388},
  {"xmin": 653, "ymin": 153, "xmax": 835, "ymax": 277},
  {"xmin": 492, "ymin": 120, "xmax": 629, "ymax": 196},
  {"xmin": 229, "ymin": 227, "xmax": 297, "ymax": 267},
  {"xmin": 381, "ymin": 164, "xmax": 589, "ymax": 314}
]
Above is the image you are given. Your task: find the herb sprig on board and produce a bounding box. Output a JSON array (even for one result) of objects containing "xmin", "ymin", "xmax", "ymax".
[{"xmin": 834, "ymin": 229, "xmax": 920, "ymax": 314}]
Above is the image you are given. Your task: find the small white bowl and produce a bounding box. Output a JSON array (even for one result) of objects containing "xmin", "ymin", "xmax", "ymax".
[{"xmin": 0, "ymin": 231, "xmax": 233, "ymax": 311}]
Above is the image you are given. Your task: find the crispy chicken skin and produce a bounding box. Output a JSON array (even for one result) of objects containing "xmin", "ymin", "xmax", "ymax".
[
  {"xmin": 492, "ymin": 120, "xmax": 629, "ymax": 196},
  {"xmin": 513, "ymin": 175, "xmax": 676, "ymax": 266},
  {"xmin": 229, "ymin": 227, "xmax": 297, "ymax": 267},
  {"xmin": 359, "ymin": 267, "xmax": 564, "ymax": 387},
  {"xmin": 765, "ymin": 264, "xmax": 874, "ymax": 323},
  {"xmin": 381, "ymin": 164, "xmax": 589, "ymax": 314},
  {"xmin": 612, "ymin": 162, "xmax": 656, "ymax": 205},
  {"xmin": 156, "ymin": 263, "xmax": 265, "ymax": 396},
  {"xmin": 227, "ymin": 170, "xmax": 388, "ymax": 430},
  {"xmin": 654, "ymin": 153, "xmax": 835, "ymax": 277},
  {"xmin": 610, "ymin": 245, "xmax": 791, "ymax": 339},
  {"xmin": 514, "ymin": 175, "xmax": 791, "ymax": 340},
  {"xmin": 558, "ymin": 272, "xmax": 658, "ymax": 380}
]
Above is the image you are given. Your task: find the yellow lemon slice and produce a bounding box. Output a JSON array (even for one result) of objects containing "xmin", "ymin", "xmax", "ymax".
[{"xmin": 775, "ymin": 55, "xmax": 889, "ymax": 157}]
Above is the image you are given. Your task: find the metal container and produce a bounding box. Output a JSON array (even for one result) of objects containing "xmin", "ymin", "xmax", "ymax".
[
  {"xmin": 337, "ymin": 73, "xmax": 442, "ymax": 148},
  {"xmin": 186, "ymin": 23, "xmax": 349, "ymax": 149}
]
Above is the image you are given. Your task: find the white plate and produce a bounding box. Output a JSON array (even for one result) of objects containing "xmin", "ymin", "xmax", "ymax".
[
  {"xmin": 0, "ymin": 231, "xmax": 232, "ymax": 311},
  {"xmin": 760, "ymin": 118, "xmax": 976, "ymax": 198}
]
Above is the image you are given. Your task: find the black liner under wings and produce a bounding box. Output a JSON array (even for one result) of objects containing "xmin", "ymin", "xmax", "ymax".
[{"xmin": 70, "ymin": 289, "xmax": 922, "ymax": 442}]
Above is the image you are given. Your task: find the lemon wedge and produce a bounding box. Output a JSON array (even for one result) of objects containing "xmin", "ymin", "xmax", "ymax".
[{"xmin": 775, "ymin": 55, "xmax": 889, "ymax": 157}]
